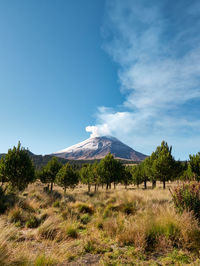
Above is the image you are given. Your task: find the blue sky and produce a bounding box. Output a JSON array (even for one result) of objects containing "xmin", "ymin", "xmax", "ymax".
[{"xmin": 1, "ymin": 0, "xmax": 200, "ymax": 159}]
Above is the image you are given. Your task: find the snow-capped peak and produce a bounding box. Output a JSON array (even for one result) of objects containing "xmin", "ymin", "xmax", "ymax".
[{"xmin": 52, "ymin": 135, "xmax": 147, "ymax": 161}]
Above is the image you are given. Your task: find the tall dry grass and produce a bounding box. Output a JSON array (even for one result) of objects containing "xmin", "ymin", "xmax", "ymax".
[{"xmin": 0, "ymin": 182, "xmax": 199, "ymax": 265}]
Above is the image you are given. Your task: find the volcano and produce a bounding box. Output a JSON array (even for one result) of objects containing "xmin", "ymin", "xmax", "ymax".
[{"xmin": 53, "ymin": 136, "xmax": 147, "ymax": 161}]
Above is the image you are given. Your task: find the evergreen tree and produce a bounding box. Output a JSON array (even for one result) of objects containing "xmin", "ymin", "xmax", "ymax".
[
  {"xmin": 80, "ymin": 164, "xmax": 93, "ymax": 192},
  {"xmin": 140, "ymin": 161, "xmax": 149, "ymax": 189},
  {"xmin": 152, "ymin": 141, "xmax": 176, "ymax": 189},
  {"xmin": 122, "ymin": 166, "xmax": 133, "ymax": 189},
  {"xmin": 56, "ymin": 163, "xmax": 79, "ymax": 194},
  {"xmin": 188, "ymin": 153, "xmax": 200, "ymax": 181},
  {"xmin": 38, "ymin": 167, "xmax": 49, "ymax": 190},
  {"xmin": 1, "ymin": 142, "xmax": 35, "ymax": 191},
  {"xmin": 98, "ymin": 153, "xmax": 124, "ymax": 189},
  {"xmin": 143, "ymin": 154, "xmax": 157, "ymax": 188},
  {"xmin": 181, "ymin": 163, "xmax": 193, "ymax": 181},
  {"xmin": 0, "ymin": 157, "xmax": 7, "ymax": 186},
  {"xmin": 131, "ymin": 164, "xmax": 143, "ymax": 188},
  {"xmin": 41, "ymin": 157, "xmax": 62, "ymax": 191},
  {"xmin": 91, "ymin": 161, "xmax": 100, "ymax": 192}
]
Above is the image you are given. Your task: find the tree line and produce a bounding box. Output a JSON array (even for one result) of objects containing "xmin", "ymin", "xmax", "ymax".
[{"xmin": 0, "ymin": 141, "xmax": 200, "ymax": 193}]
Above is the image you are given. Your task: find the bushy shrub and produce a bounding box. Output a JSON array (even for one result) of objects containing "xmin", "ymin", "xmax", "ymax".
[
  {"xmin": 26, "ymin": 215, "xmax": 40, "ymax": 228},
  {"xmin": 171, "ymin": 182, "xmax": 200, "ymax": 221},
  {"xmin": 77, "ymin": 203, "xmax": 94, "ymax": 214},
  {"xmin": 80, "ymin": 213, "xmax": 91, "ymax": 224},
  {"xmin": 34, "ymin": 254, "xmax": 56, "ymax": 266},
  {"xmin": 8, "ymin": 207, "xmax": 25, "ymax": 224},
  {"xmin": 40, "ymin": 213, "xmax": 49, "ymax": 223},
  {"xmin": 120, "ymin": 202, "xmax": 137, "ymax": 215},
  {"xmin": 162, "ymin": 250, "xmax": 191, "ymax": 265},
  {"xmin": 52, "ymin": 200, "xmax": 60, "ymax": 208},
  {"xmin": 66, "ymin": 225, "xmax": 78, "ymax": 238},
  {"xmin": 62, "ymin": 207, "xmax": 80, "ymax": 220},
  {"xmin": 145, "ymin": 222, "xmax": 180, "ymax": 251},
  {"xmin": 61, "ymin": 210, "xmax": 70, "ymax": 220},
  {"xmin": 97, "ymin": 221, "xmax": 103, "ymax": 230},
  {"xmin": 83, "ymin": 238, "xmax": 108, "ymax": 254},
  {"xmin": 38, "ymin": 219, "xmax": 59, "ymax": 240},
  {"xmin": 103, "ymin": 204, "xmax": 120, "ymax": 218},
  {"xmin": 103, "ymin": 202, "xmax": 137, "ymax": 218},
  {"xmin": 84, "ymin": 240, "xmax": 96, "ymax": 253},
  {"xmin": 18, "ymin": 199, "xmax": 35, "ymax": 213}
]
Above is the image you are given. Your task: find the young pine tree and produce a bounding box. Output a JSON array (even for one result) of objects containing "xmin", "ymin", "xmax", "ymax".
[
  {"xmin": 1, "ymin": 142, "xmax": 35, "ymax": 191},
  {"xmin": 42, "ymin": 157, "xmax": 62, "ymax": 191},
  {"xmin": 152, "ymin": 141, "xmax": 176, "ymax": 189},
  {"xmin": 80, "ymin": 164, "xmax": 93, "ymax": 192},
  {"xmin": 56, "ymin": 163, "xmax": 79, "ymax": 194},
  {"xmin": 98, "ymin": 153, "xmax": 124, "ymax": 190}
]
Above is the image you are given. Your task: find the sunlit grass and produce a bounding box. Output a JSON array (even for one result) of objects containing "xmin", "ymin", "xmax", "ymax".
[{"xmin": 0, "ymin": 181, "xmax": 199, "ymax": 265}]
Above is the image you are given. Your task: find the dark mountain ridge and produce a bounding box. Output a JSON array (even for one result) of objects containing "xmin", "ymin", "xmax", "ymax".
[{"xmin": 0, "ymin": 136, "xmax": 147, "ymax": 169}]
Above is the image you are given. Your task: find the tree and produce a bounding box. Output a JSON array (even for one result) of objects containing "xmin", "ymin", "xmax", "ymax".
[
  {"xmin": 0, "ymin": 157, "xmax": 7, "ymax": 187},
  {"xmin": 122, "ymin": 166, "xmax": 133, "ymax": 189},
  {"xmin": 98, "ymin": 153, "xmax": 124, "ymax": 189},
  {"xmin": 91, "ymin": 161, "xmax": 100, "ymax": 192},
  {"xmin": 173, "ymin": 160, "xmax": 185, "ymax": 182},
  {"xmin": 80, "ymin": 164, "xmax": 93, "ymax": 192},
  {"xmin": 38, "ymin": 167, "xmax": 50, "ymax": 190},
  {"xmin": 139, "ymin": 161, "xmax": 149, "ymax": 189},
  {"xmin": 131, "ymin": 164, "xmax": 143, "ymax": 188},
  {"xmin": 143, "ymin": 154, "xmax": 157, "ymax": 188},
  {"xmin": 41, "ymin": 157, "xmax": 62, "ymax": 191},
  {"xmin": 188, "ymin": 153, "xmax": 200, "ymax": 181},
  {"xmin": 180, "ymin": 163, "xmax": 194, "ymax": 181},
  {"xmin": 152, "ymin": 141, "xmax": 176, "ymax": 189},
  {"xmin": 56, "ymin": 163, "xmax": 79, "ymax": 194},
  {"xmin": 112, "ymin": 160, "xmax": 124, "ymax": 189},
  {"xmin": 0, "ymin": 142, "xmax": 35, "ymax": 191}
]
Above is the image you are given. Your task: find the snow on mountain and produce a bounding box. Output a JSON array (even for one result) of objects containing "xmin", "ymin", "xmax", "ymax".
[{"xmin": 53, "ymin": 136, "xmax": 147, "ymax": 161}]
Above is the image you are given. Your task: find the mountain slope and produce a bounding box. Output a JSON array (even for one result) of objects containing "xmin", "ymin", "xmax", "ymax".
[{"xmin": 53, "ymin": 136, "xmax": 147, "ymax": 161}]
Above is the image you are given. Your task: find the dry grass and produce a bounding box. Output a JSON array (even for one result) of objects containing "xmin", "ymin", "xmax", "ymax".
[{"xmin": 0, "ymin": 181, "xmax": 199, "ymax": 265}]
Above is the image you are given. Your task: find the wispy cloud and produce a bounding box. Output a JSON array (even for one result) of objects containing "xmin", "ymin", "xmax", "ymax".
[{"xmin": 86, "ymin": 0, "xmax": 200, "ymax": 159}]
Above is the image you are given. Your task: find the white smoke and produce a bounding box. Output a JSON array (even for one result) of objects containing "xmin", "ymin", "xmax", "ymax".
[
  {"xmin": 85, "ymin": 124, "xmax": 111, "ymax": 138},
  {"xmin": 85, "ymin": 126, "xmax": 100, "ymax": 138}
]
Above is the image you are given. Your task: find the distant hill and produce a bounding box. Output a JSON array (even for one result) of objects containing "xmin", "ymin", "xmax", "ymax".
[
  {"xmin": 0, "ymin": 150, "xmax": 140, "ymax": 170},
  {"xmin": 27, "ymin": 153, "xmax": 140, "ymax": 169},
  {"xmin": 0, "ymin": 151, "xmax": 68, "ymax": 169}
]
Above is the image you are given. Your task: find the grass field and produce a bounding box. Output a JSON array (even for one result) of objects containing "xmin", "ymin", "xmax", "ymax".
[{"xmin": 0, "ymin": 182, "xmax": 200, "ymax": 265}]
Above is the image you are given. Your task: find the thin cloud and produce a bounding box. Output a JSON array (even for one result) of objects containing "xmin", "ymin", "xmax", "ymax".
[{"xmin": 86, "ymin": 0, "xmax": 200, "ymax": 159}]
